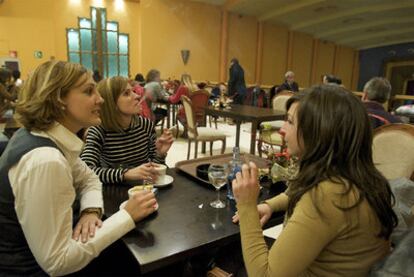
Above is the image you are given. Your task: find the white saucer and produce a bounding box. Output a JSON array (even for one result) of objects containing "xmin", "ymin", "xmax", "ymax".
[
  {"xmin": 154, "ymin": 175, "xmax": 174, "ymax": 187},
  {"xmin": 119, "ymin": 200, "xmax": 159, "ymax": 211}
]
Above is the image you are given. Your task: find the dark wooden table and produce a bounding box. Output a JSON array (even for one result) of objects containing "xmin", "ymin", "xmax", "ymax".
[
  {"xmin": 103, "ymin": 169, "xmax": 284, "ymax": 274},
  {"xmin": 204, "ymin": 105, "xmax": 285, "ymax": 155}
]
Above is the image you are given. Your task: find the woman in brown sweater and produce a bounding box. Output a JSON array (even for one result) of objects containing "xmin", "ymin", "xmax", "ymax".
[{"xmin": 232, "ymin": 85, "xmax": 398, "ymax": 276}]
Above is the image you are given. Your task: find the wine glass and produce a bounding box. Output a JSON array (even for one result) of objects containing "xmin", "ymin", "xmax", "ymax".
[{"xmin": 208, "ymin": 164, "xmax": 229, "ymax": 208}]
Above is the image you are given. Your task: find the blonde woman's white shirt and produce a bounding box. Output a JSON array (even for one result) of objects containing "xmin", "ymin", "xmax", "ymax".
[{"xmin": 8, "ymin": 123, "xmax": 135, "ymax": 276}]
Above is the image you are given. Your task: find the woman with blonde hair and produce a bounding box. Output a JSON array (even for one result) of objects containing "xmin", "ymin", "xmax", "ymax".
[
  {"xmin": 169, "ymin": 73, "xmax": 198, "ymax": 104},
  {"xmin": 232, "ymin": 85, "xmax": 397, "ymax": 276},
  {"xmin": 0, "ymin": 61, "xmax": 157, "ymax": 275},
  {"xmin": 81, "ymin": 76, "xmax": 173, "ymax": 185}
]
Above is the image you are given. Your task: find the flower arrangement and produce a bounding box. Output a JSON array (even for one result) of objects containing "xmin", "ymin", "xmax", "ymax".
[{"xmin": 261, "ymin": 145, "xmax": 298, "ymax": 183}]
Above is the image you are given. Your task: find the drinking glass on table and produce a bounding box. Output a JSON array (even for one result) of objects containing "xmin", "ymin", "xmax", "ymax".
[{"xmin": 208, "ymin": 164, "xmax": 229, "ymax": 208}]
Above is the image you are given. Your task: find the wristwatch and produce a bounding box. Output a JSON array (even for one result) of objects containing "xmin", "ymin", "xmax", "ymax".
[{"xmin": 81, "ymin": 207, "xmax": 102, "ymax": 219}]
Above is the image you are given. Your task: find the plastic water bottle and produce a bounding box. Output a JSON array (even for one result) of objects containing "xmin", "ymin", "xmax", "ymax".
[{"xmin": 227, "ymin": 147, "xmax": 242, "ymax": 200}]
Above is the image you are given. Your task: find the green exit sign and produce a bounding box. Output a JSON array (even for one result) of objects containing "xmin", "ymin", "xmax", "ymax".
[{"xmin": 34, "ymin": 51, "xmax": 43, "ymax": 59}]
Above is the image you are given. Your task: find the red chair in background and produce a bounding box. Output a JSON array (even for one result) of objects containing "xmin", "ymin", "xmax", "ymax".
[{"xmin": 176, "ymin": 89, "xmax": 210, "ymax": 138}]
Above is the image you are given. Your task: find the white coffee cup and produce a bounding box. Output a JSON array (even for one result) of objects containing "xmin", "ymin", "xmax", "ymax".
[
  {"xmin": 153, "ymin": 163, "xmax": 167, "ymax": 182},
  {"xmin": 128, "ymin": 185, "xmax": 154, "ymax": 199}
]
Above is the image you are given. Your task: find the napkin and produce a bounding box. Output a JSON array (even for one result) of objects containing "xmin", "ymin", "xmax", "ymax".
[{"xmin": 263, "ymin": 223, "xmax": 283, "ymax": 240}]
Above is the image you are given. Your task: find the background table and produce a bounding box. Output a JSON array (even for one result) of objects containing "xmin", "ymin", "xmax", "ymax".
[
  {"xmin": 204, "ymin": 105, "xmax": 285, "ymax": 155},
  {"xmin": 103, "ymin": 169, "xmax": 284, "ymax": 274}
]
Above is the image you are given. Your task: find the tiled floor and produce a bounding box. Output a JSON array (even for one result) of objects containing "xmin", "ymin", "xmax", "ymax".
[{"xmin": 161, "ymin": 118, "xmax": 257, "ymax": 168}]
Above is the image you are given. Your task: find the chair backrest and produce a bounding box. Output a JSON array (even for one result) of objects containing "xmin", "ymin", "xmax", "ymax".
[
  {"xmin": 373, "ymin": 124, "xmax": 414, "ymax": 180},
  {"xmin": 181, "ymin": 95, "xmax": 198, "ymax": 139},
  {"xmin": 243, "ymin": 86, "xmax": 255, "ymax": 106},
  {"xmin": 272, "ymin": 90, "xmax": 294, "ymax": 111},
  {"xmin": 189, "ymin": 89, "xmax": 210, "ymax": 124}
]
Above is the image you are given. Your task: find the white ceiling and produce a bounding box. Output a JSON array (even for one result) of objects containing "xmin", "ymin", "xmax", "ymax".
[{"xmin": 191, "ymin": 0, "xmax": 414, "ymax": 50}]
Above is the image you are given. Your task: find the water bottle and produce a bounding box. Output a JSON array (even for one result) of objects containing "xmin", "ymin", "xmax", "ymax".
[{"xmin": 227, "ymin": 147, "xmax": 242, "ymax": 200}]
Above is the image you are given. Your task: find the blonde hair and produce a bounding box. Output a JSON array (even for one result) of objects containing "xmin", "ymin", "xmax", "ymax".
[
  {"xmin": 97, "ymin": 76, "xmax": 131, "ymax": 132},
  {"xmin": 16, "ymin": 61, "xmax": 88, "ymax": 131},
  {"xmin": 181, "ymin": 73, "xmax": 198, "ymax": 92}
]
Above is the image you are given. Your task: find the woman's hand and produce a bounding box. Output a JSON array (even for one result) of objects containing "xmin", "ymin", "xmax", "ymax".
[
  {"xmin": 123, "ymin": 163, "xmax": 158, "ymax": 181},
  {"xmin": 124, "ymin": 190, "xmax": 157, "ymax": 222},
  {"xmin": 156, "ymin": 129, "xmax": 174, "ymax": 156},
  {"xmin": 232, "ymin": 203, "xmax": 273, "ymax": 226},
  {"xmin": 232, "ymin": 162, "xmax": 260, "ymax": 204},
  {"xmin": 72, "ymin": 212, "xmax": 103, "ymax": 243}
]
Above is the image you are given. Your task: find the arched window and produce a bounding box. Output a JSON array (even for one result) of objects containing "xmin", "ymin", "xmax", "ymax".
[{"xmin": 66, "ymin": 7, "xmax": 129, "ymax": 78}]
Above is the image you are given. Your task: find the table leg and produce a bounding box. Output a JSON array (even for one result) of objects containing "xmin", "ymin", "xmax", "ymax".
[
  {"xmin": 172, "ymin": 104, "xmax": 176, "ymax": 127},
  {"xmin": 250, "ymin": 120, "xmax": 258, "ymax": 155},
  {"xmin": 166, "ymin": 104, "xmax": 171, "ymax": 129},
  {"xmin": 235, "ymin": 121, "xmax": 241, "ymax": 148},
  {"xmin": 202, "ymin": 141, "xmax": 206, "ymax": 154}
]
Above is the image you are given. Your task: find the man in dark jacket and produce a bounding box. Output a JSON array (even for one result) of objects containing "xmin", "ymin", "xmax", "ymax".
[
  {"xmin": 362, "ymin": 77, "xmax": 402, "ymax": 128},
  {"xmin": 276, "ymin": 71, "xmax": 299, "ymax": 93},
  {"xmin": 228, "ymin": 58, "xmax": 246, "ymax": 105}
]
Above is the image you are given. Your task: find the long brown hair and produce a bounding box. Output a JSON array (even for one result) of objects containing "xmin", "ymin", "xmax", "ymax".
[
  {"xmin": 287, "ymin": 85, "xmax": 397, "ymax": 239},
  {"xmin": 97, "ymin": 76, "xmax": 132, "ymax": 132}
]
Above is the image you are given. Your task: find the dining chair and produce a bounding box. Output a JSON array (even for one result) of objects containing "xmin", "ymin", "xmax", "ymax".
[
  {"xmin": 176, "ymin": 89, "xmax": 210, "ymax": 137},
  {"xmin": 373, "ymin": 123, "xmax": 414, "ymax": 180},
  {"xmin": 181, "ymin": 95, "xmax": 226, "ymax": 159},
  {"xmin": 257, "ymin": 91, "xmax": 293, "ymax": 156}
]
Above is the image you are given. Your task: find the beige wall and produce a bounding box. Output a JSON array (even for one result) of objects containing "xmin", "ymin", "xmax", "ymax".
[
  {"xmin": 290, "ymin": 32, "xmax": 314, "ymax": 87},
  {"xmin": 0, "ymin": 0, "xmax": 359, "ymax": 90},
  {"xmin": 140, "ymin": 0, "xmax": 221, "ymax": 81},
  {"xmin": 335, "ymin": 46, "xmax": 355, "ymax": 89},
  {"xmin": 261, "ymin": 23, "xmax": 288, "ymax": 86},
  {"xmin": 313, "ymin": 41, "xmax": 336, "ymax": 84},
  {"xmin": 227, "ymin": 13, "xmax": 257, "ymax": 84}
]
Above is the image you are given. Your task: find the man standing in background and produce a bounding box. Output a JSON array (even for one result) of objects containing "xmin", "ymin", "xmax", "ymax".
[{"xmin": 228, "ymin": 58, "xmax": 246, "ymax": 105}]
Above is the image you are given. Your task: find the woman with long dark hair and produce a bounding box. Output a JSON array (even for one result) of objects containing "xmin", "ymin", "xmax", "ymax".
[{"xmin": 232, "ymin": 85, "xmax": 398, "ymax": 276}]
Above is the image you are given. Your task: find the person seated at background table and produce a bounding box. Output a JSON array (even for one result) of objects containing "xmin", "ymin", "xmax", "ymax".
[
  {"xmin": 92, "ymin": 69, "xmax": 103, "ymax": 83},
  {"xmin": 144, "ymin": 69, "xmax": 169, "ymax": 124},
  {"xmin": 276, "ymin": 70, "xmax": 299, "ymax": 93},
  {"xmin": 0, "ymin": 68, "xmax": 17, "ymax": 119},
  {"xmin": 12, "ymin": 69, "xmax": 23, "ymax": 88},
  {"xmin": 169, "ymin": 73, "xmax": 198, "ymax": 104},
  {"xmin": 81, "ymin": 76, "xmax": 174, "ymax": 185},
  {"xmin": 171, "ymin": 74, "xmax": 200, "ymax": 127},
  {"xmin": 323, "ymin": 74, "xmax": 342, "ymax": 86},
  {"xmin": 134, "ymin": 72, "xmax": 146, "ymax": 87},
  {"xmin": 207, "ymin": 82, "xmax": 227, "ymax": 103},
  {"xmin": 362, "ymin": 77, "xmax": 402, "ymax": 128},
  {"xmin": 131, "ymin": 80, "xmax": 153, "ymax": 121},
  {"xmin": 0, "ymin": 61, "xmax": 157, "ymax": 276},
  {"xmin": 232, "ymin": 85, "xmax": 398, "ymax": 276}
]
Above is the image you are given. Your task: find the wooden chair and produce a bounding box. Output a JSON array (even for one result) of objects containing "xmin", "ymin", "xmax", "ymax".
[
  {"xmin": 181, "ymin": 95, "xmax": 226, "ymax": 159},
  {"xmin": 257, "ymin": 91, "xmax": 293, "ymax": 156},
  {"xmin": 176, "ymin": 89, "xmax": 210, "ymax": 137},
  {"xmin": 373, "ymin": 124, "xmax": 414, "ymax": 180}
]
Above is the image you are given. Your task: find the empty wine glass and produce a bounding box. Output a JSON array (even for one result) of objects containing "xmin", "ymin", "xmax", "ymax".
[{"xmin": 208, "ymin": 164, "xmax": 229, "ymax": 208}]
